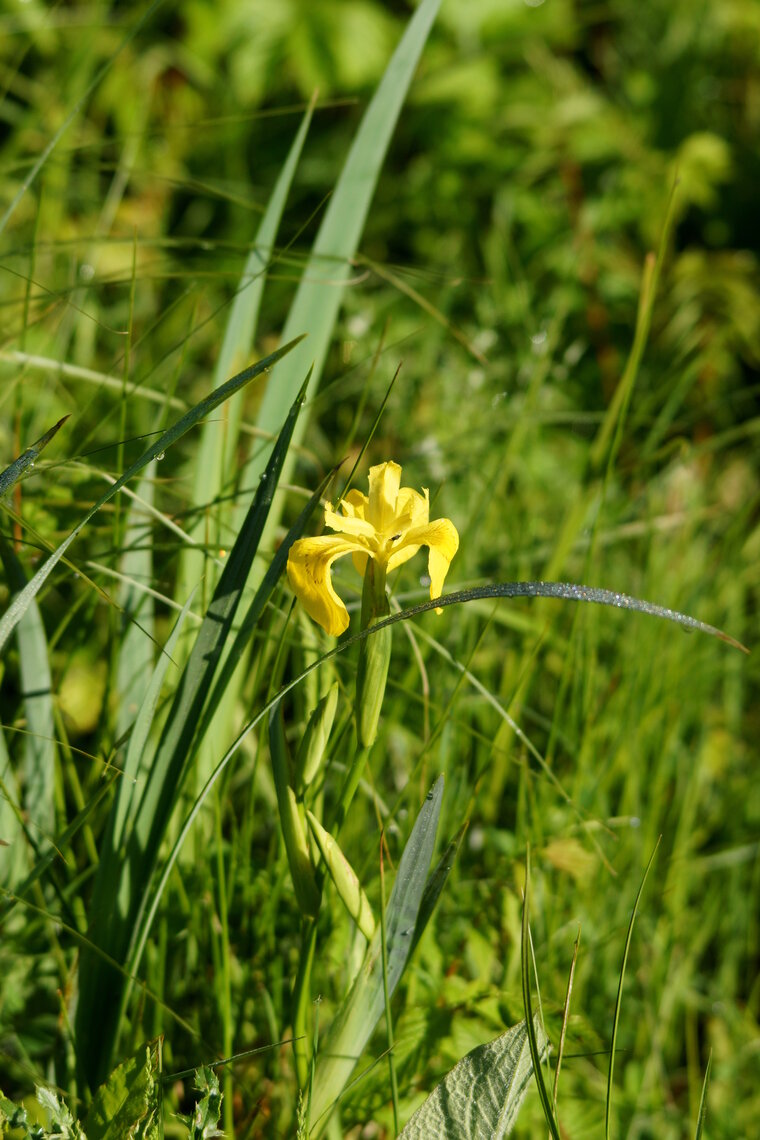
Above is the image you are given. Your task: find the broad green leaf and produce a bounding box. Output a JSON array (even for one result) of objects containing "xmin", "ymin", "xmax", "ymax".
[
  {"xmin": 0, "ymin": 335, "xmax": 304, "ymax": 656},
  {"xmin": 84, "ymin": 1038, "xmax": 161, "ymax": 1140},
  {"xmin": 399, "ymin": 1019, "xmax": 547, "ymax": 1140},
  {"xmin": 36, "ymin": 1086, "xmax": 87, "ymax": 1139},
  {"xmin": 309, "ymin": 776, "xmax": 444, "ymax": 1134}
]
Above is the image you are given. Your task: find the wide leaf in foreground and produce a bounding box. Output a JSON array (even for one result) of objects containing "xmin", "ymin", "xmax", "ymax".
[{"xmin": 399, "ymin": 1018, "xmax": 547, "ymax": 1140}]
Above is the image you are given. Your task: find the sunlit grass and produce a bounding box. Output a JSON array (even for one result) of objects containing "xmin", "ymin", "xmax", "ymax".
[{"xmin": 1, "ymin": 1, "xmax": 758, "ymax": 1138}]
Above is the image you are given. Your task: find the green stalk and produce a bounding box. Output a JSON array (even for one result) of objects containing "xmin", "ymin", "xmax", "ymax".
[
  {"xmin": 214, "ymin": 790, "xmax": 234, "ymax": 1138},
  {"xmin": 293, "ymin": 920, "xmax": 318, "ymax": 1092}
]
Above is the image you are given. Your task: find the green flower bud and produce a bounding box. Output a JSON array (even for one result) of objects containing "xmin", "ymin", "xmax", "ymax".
[
  {"xmin": 296, "ymin": 681, "xmax": 339, "ymax": 790},
  {"xmin": 306, "ymin": 811, "xmax": 375, "ymax": 941},
  {"xmin": 269, "ymin": 706, "xmax": 320, "ymax": 918}
]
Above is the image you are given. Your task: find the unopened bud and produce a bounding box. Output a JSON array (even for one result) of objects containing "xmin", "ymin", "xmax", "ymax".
[{"xmin": 306, "ymin": 810, "xmax": 375, "ymax": 941}]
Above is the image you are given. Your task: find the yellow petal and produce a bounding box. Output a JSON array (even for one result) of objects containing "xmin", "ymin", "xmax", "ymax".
[
  {"xmin": 340, "ymin": 489, "xmax": 369, "ymax": 519},
  {"xmin": 324, "ymin": 505, "xmax": 375, "ymax": 540},
  {"xmin": 287, "ymin": 535, "xmax": 363, "ymax": 636},
  {"xmin": 386, "ymin": 542, "xmax": 421, "ymax": 573},
  {"xmin": 399, "ymin": 518, "xmax": 459, "ymax": 610},
  {"xmin": 352, "ymin": 549, "xmax": 369, "ymax": 577},
  {"xmin": 394, "ymin": 486, "xmax": 429, "ymax": 531},
  {"xmin": 367, "ymin": 461, "xmax": 401, "ymax": 533}
]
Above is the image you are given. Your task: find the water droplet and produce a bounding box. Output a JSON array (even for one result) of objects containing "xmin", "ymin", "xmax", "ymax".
[
  {"xmin": 79, "ymin": 262, "xmax": 95, "ymax": 281},
  {"xmin": 156, "ymin": 451, "xmax": 165, "ymax": 461},
  {"xmin": 419, "ymin": 573, "xmax": 431, "ymax": 588},
  {"xmin": 630, "ymin": 816, "xmax": 641, "ymax": 829},
  {"xmin": 530, "ymin": 329, "xmax": 548, "ymax": 354},
  {"xmin": 426, "ymin": 790, "xmax": 434, "ymax": 801}
]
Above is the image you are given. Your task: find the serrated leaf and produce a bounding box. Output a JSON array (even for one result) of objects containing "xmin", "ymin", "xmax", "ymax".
[
  {"xmin": 399, "ymin": 1019, "xmax": 546, "ymax": 1140},
  {"xmin": 84, "ymin": 1038, "xmax": 161, "ymax": 1140},
  {"xmin": 175, "ymin": 1066, "xmax": 224, "ymax": 1139}
]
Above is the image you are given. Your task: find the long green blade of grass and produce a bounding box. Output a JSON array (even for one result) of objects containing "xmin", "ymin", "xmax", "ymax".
[
  {"xmin": 0, "ymin": 537, "xmax": 56, "ymax": 861},
  {"xmin": 605, "ymin": 838, "xmax": 661, "ymax": 1140},
  {"xmin": 110, "ymin": 589, "xmax": 197, "ymax": 858},
  {"xmin": 246, "ymin": 0, "xmax": 443, "ymax": 498},
  {"xmin": 694, "ymin": 1052, "xmax": 712, "ymax": 1140},
  {"xmin": 0, "ymin": 335, "xmax": 304, "ymax": 657},
  {"xmin": 115, "ymin": 464, "xmax": 156, "ymax": 742},
  {"xmin": 521, "ymin": 848, "xmax": 560, "ymax": 1140},
  {"xmin": 178, "ymin": 98, "xmax": 316, "ymax": 604}
]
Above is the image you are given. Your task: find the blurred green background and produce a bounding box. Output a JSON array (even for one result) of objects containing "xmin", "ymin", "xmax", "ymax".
[{"xmin": 0, "ymin": 1, "xmax": 758, "ymax": 1136}]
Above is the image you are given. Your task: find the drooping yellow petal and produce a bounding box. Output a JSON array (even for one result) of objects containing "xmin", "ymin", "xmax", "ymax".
[
  {"xmin": 367, "ymin": 461, "xmax": 401, "ymax": 533},
  {"xmin": 287, "ymin": 535, "xmax": 364, "ymax": 636},
  {"xmin": 398, "ymin": 518, "xmax": 459, "ymax": 611}
]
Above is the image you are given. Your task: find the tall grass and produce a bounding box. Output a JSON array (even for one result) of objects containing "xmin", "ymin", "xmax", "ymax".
[{"xmin": 1, "ymin": 1, "xmax": 757, "ymax": 1137}]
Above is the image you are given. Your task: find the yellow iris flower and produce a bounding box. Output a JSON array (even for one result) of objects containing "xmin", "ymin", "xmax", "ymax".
[{"xmin": 287, "ymin": 461, "xmax": 459, "ymax": 636}]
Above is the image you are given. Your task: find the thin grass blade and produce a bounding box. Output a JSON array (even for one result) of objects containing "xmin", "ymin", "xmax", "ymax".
[
  {"xmin": 694, "ymin": 1052, "xmax": 712, "ymax": 1140},
  {"xmin": 605, "ymin": 838, "xmax": 661, "ymax": 1140},
  {"xmin": 521, "ymin": 848, "xmax": 560, "ymax": 1140}
]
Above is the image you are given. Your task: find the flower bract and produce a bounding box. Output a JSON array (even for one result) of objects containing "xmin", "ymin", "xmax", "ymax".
[{"xmin": 287, "ymin": 461, "xmax": 459, "ymax": 636}]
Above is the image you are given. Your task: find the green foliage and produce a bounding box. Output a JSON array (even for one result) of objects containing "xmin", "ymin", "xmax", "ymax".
[
  {"xmin": 0, "ymin": 0, "xmax": 757, "ymax": 1136},
  {"xmin": 84, "ymin": 1040, "xmax": 161, "ymax": 1140},
  {"xmin": 175, "ymin": 1067, "xmax": 224, "ymax": 1140}
]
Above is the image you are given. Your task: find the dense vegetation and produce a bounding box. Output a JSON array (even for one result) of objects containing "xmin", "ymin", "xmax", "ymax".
[{"xmin": 1, "ymin": 1, "xmax": 758, "ymax": 1136}]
